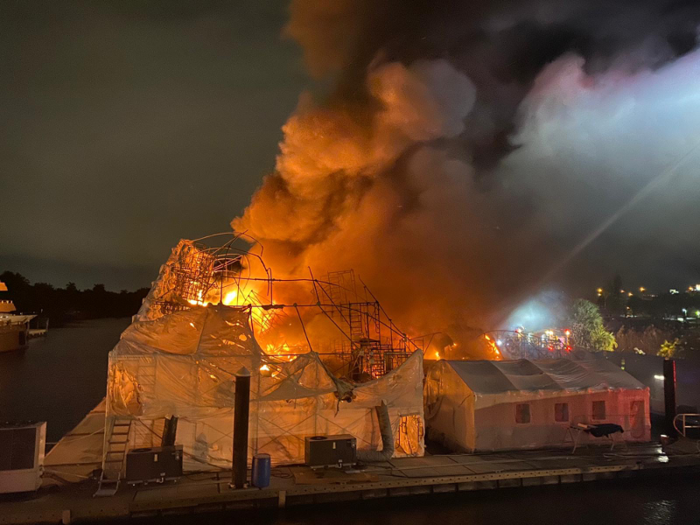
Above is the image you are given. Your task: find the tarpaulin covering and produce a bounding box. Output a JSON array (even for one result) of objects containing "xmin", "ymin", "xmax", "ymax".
[
  {"xmin": 44, "ymin": 400, "xmax": 106, "ymax": 483},
  {"xmin": 425, "ymin": 356, "xmax": 650, "ymax": 452},
  {"xmin": 101, "ymin": 305, "xmax": 423, "ymax": 471}
]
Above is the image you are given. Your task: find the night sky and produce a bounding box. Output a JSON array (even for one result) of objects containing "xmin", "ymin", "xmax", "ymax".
[
  {"xmin": 2, "ymin": 0, "xmax": 699, "ymax": 299},
  {"xmin": 1, "ymin": 1, "xmax": 310, "ymax": 290}
]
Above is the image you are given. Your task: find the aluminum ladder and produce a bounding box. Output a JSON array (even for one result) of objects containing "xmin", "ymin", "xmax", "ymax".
[{"xmin": 94, "ymin": 417, "xmax": 132, "ymax": 497}]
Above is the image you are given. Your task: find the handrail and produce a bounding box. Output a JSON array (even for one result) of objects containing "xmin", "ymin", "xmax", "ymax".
[{"xmin": 673, "ymin": 413, "xmax": 700, "ymax": 437}]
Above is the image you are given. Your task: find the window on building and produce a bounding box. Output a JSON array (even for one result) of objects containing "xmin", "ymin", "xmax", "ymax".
[
  {"xmin": 554, "ymin": 403, "xmax": 569, "ymax": 422},
  {"xmin": 592, "ymin": 400, "xmax": 606, "ymax": 420},
  {"xmin": 515, "ymin": 403, "xmax": 531, "ymax": 424},
  {"xmin": 630, "ymin": 400, "xmax": 645, "ymax": 430}
]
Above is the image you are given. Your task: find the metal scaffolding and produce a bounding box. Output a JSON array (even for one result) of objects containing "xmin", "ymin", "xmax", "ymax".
[{"xmin": 143, "ymin": 235, "xmax": 420, "ymax": 380}]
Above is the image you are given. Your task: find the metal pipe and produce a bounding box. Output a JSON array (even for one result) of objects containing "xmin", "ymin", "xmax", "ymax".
[
  {"xmin": 664, "ymin": 358, "xmax": 677, "ymax": 437},
  {"xmin": 232, "ymin": 368, "xmax": 251, "ymax": 489},
  {"xmin": 357, "ymin": 400, "xmax": 394, "ymax": 462}
]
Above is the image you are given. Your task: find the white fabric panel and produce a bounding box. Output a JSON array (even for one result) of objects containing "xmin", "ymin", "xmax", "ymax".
[
  {"xmin": 425, "ymin": 360, "xmax": 475, "ymax": 452},
  {"xmin": 45, "ymin": 400, "xmax": 106, "ymax": 482},
  {"xmin": 117, "ymin": 306, "xmax": 259, "ymax": 357}
]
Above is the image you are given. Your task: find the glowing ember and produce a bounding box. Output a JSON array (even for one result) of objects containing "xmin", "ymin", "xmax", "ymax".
[
  {"xmin": 187, "ymin": 290, "xmax": 207, "ymax": 307},
  {"xmin": 264, "ymin": 342, "xmax": 295, "ymax": 361}
]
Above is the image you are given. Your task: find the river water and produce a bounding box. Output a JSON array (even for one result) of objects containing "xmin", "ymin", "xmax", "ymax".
[
  {"xmin": 0, "ymin": 318, "xmax": 129, "ymax": 443},
  {"xmin": 1, "ymin": 319, "xmax": 698, "ymax": 524}
]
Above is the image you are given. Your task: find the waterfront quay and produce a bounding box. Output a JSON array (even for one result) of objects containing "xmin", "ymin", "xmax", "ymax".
[{"xmin": 2, "ymin": 440, "xmax": 699, "ymax": 525}]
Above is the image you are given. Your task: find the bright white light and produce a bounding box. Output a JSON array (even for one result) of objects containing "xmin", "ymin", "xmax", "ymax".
[
  {"xmin": 501, "ymin": 50, "xmax": 700, "ymax": 276},
  {"xmin": 669, "ymin": 289, "xmax": 679, "ymax": 294},
  {"xmin": 496, "ymin": 339, "xmax": 503, "ymax": 346},
  {"xmin": 504, "ymin": 292, "xmax": 564, "ymax": 333},
  {"xmin": 654, "ymin": 374, "xmax": 664, "ymax": 381}
]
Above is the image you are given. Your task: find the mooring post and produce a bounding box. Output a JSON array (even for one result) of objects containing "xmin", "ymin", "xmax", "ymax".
[
  {"xmin": 663, "ymin": 358, "xmax": 677, "ymax": 437},
  {"xmin": 232, "ymin": 367, "xmax": 251, "ymax": 489}
]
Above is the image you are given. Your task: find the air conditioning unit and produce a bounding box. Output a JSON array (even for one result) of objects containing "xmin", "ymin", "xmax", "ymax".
[
  {"xmin": 125, "ymin": 445, "xmax": 183, "ymax": 485},
  {"xmin": 304, "ymin": 435, "xmax": 356, "ymax": 469},
  {"xmin": 0, "ymin": 421, "xmax": 46, "ymax": 493}
]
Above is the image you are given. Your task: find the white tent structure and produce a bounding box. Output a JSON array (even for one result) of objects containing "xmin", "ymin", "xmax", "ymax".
[
  {"xmin": 47, "ymin": 305, "xmax": 424, "ymax": 483},
  {"xmin": 108, "ymin": 304, "xmax": 425, "ymax": 469},
  {"xmin": 425, "ymin": 357, "xmax": 650, "ymax": 453}
]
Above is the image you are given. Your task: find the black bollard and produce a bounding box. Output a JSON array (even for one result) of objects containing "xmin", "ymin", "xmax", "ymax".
[
  {"xmin": 663, "ymin": 359, "xmax": 677, "ymax": 437},
  {"xmin": 232, "ymin": 367, "xmax": 251, "ymax": 489}
]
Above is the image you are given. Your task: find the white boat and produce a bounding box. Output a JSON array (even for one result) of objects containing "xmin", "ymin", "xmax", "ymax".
[{"xmin": 0, "ymin": 282, "xmax": 35, "ymax": 353}]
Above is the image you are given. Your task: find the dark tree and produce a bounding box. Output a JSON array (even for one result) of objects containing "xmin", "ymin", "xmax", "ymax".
[{"xmin": 0, "ymin": 272, "xmax": 148, "ymax": 326}]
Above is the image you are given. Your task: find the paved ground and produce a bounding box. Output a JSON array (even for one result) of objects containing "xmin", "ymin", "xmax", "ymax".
[{"xmin": 1, "ymin": 441, "xmax": 699, "ymax": 524}]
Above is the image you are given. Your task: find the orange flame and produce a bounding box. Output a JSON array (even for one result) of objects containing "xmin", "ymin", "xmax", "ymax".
[{"xmin": 483, "ymin": 334, "xmax": 502, "ymax": 359}]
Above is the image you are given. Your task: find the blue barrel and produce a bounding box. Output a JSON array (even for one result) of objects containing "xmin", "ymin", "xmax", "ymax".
[{"xmin": 251, "ymin": 453, "xmax": 271, "ymax": 488}]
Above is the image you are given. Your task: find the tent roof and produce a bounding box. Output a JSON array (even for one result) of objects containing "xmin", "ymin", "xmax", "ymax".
[
  {"xmin": 444, "ymin": 356, "xmax": 646, "ymax": 395},
  {"xmin": 113, "ymin": 304, "xmax": 261, "ymax": 357}
]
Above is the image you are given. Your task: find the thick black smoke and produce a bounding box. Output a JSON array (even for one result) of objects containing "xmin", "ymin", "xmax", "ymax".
[
  {"xmin": 288, "ymin": 0, "xmax": 700, "ymax": 170},
  {"xmin": 234, "ymin": 0, "xmax": 700, "ymax": 344}
]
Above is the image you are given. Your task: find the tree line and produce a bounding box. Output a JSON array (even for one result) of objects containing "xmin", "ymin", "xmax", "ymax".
[
  {"xmin": 0, "ymin": 271, "xmax": 149, "ymax": 326},
  {"xmin": 573, "ymin": 297, "xmax": 699, "ymax": 358}
]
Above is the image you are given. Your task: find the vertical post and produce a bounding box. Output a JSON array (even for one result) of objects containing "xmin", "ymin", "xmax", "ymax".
[
  {"xmin": 663, "ymin": 359, "xmax": 677, "ymax": 437},
  {"xmin": 161, "ymin": 416, "xmax": 178, "ymax": 447},
  {"xmin": 232, "ymin": 367, "xmax": 251, "ymax": 489}
]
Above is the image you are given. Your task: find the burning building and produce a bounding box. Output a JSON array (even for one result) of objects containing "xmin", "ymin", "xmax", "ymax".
[
  {"xmin": 45, "ymin": 237, "xmax": 425, "ymax": 493},
  {"xmin": 136, "ymin": 237, "xmax": 423, "ymax": 378}
]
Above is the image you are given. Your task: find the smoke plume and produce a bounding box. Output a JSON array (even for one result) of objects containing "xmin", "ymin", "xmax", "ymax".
[{"xmin": 233, "ymin": 0, "xmax": 700, "ymax": 344}]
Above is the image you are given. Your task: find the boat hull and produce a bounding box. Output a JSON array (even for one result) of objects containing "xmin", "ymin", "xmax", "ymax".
[{"xmin": 0, "ymin": 325, "xmax": 29, "ymax": 352}]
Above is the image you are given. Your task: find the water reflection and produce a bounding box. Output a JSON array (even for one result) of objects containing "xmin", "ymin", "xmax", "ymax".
[
  {"xmin": 0, "ymin": 318, "xmax": 129, "ymax": 442},
  {"xmin": 643, "ymin": 500, "xmax": 677, "ymax": 525}
]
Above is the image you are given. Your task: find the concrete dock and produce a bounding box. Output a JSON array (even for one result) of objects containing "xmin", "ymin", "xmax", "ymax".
[{"xmin": 2, "ymin": 441, "xmax": 700, "ymax": 524}]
